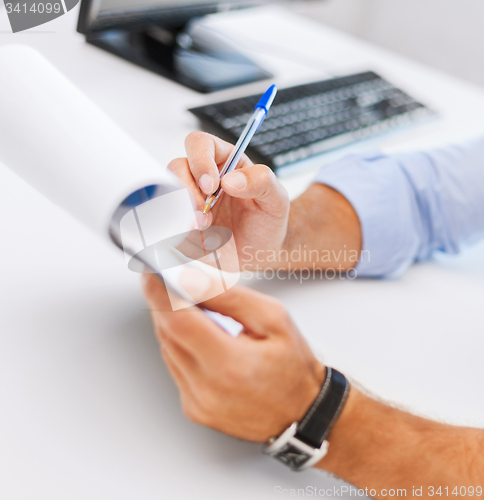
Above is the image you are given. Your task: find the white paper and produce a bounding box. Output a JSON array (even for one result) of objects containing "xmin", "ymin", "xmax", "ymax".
[
  {"xmin": 0, "ymin": 45, "xmax": 243, "ymax": 337},
  {"xmin": 0, "ymin": 44, "xmax": 178, "ymax": 239}
]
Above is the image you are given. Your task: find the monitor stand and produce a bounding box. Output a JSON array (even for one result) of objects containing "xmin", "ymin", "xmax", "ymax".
[{"xmin": 86, "ymin": 19, "xmax": 272, "ymax": 93}]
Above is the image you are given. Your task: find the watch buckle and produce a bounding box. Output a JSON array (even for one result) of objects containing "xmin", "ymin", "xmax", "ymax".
[{"xmin": 263, "ymin": 422, "xmax": 329, "ymax": 471}]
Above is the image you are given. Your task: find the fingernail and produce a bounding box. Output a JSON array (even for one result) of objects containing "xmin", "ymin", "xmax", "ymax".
[
  {"xmin": 195, "ymin": 210, "xmax": 208, "ymax": 229},
  {"xmin": 223, "ymin": 171, "xmax": 247, "ymax": 190},
  {"xmin": 203, "ymin": 233, "xmax": 221, "ymax": 251},
  {"xmin": 199, "ymin": 174, "xmax": 214, "ymax": 194},
  {"xmin": 179, "ymin": 268, "xmax": 212, "ymax": 301}
]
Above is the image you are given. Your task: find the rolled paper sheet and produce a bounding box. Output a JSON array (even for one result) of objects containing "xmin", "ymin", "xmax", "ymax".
[
  {"xmin": 0, "ymin": 44, "xmax": 242, "ymax": 335},
  {"xmin": 0, "ymin": 44, "xmax": 184, "ymax": 239}
]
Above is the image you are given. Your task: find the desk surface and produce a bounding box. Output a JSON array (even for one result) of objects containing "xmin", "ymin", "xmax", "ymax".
[{"xmin": 1, "ymin": 6, "xmax": 483, "ymax": 500}]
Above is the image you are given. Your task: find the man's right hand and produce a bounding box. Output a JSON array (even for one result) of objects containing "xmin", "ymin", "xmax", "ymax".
[
  {"xmin": 167, "ymin": 132, "xmax": 290, "ymax": 268},
  {"xmin": 169, "ymin": 131, "xmax": 362, "ymax": 272}
]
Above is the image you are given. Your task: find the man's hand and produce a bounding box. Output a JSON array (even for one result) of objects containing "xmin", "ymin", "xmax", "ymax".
[
  {"xmin": 168, "ymin": 132, "xmax": 290, "ymax": 267},
  {"xmin": 142, "ymin": 273, "xmax": 484, "ymax": 498},
  {"xmin": 169, "ymin": 132, "xmax": 362, "ymax": 271},
  {"xmin": 142, "ymin": 272, "xmax": 325, "ymax": 442}
]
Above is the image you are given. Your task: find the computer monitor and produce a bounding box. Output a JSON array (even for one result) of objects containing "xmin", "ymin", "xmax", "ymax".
[{"xmin": 77, "ymin": 0, "xmax": 272, "ymax": 92}]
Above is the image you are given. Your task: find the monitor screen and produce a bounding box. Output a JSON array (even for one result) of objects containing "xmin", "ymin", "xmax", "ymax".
[
  {"xmin": 78, "ymin": 0, "xmax": 256, "ymax": 33},
  {"xmin": 99, "ymin": 0, "xmax": 213, "ymax": 12},
  {"xmin": 76, "ymin": 0, "xmax": 269, "ymax": 92}
]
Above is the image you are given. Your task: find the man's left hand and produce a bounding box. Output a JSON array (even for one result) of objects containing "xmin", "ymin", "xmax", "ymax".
[{"xmin": 142, "ymin": 272, "xmax": 326, "ymax": 442}]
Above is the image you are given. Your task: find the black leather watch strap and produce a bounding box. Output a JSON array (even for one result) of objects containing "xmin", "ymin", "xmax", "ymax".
[
  {"xmin": 262, "ymin": 367, "xmax": 350, "ymax": 471},
  {"xmin": 295, "ymin": 367, "xmax": 350, "ymax": 449}
]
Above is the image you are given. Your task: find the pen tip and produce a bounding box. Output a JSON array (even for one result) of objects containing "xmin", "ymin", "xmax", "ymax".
[{"xmin": 202, "ymin": 203, "xmax": 211, "ymax": 214}]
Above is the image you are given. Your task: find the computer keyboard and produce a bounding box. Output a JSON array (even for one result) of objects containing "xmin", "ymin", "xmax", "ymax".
[{"xmin": 188, "ymin": 71, "xmax": 436, "ymax": 172}]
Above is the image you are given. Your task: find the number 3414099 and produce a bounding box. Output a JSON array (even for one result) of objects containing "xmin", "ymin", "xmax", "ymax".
[
  {"xmin": 428, "ymin": 486, "xmax": 482, "ymax": 496},
  {"xmin": 5, "ymin": 3, "xmax": 62, "ymax": 14}
]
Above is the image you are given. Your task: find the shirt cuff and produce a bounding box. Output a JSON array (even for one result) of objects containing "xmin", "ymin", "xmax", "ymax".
[{"xmin": 313, "ymin": 151, "xmax": 423, "ymax": 278}]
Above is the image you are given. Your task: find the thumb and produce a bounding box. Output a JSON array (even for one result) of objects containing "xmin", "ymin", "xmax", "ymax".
[
  {"xmin": 176, "ymin": 265, "xmax": 291, "ymax": 338},
  {"xmin": 197, "ymin": 282, "xmax": 290, "ymax": 338},
  {"xmin": 221, "ymin": 164, "xmax": 289, "ymax": 216}
]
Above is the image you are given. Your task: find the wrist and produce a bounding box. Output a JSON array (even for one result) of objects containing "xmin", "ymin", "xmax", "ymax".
[
  {"xmin": 240, "ymin": 183, "xmax": 361, "ymax": 272},
  {"xmin": 280, "ymin": 184, "xmax": 362, "ymax": 271},
  {"xmin": 263, "ymin": 366, "xmax": 350, "ymax": 471},
  {"xmin": 313, "ymin": 384, "xmax": 365, "ymax": 473},
  {"xmin": 276, "ymin": 361, "xmax": 327, "ymax": 433},
  {"xmin": 313, "ymin": 387, "xmax": 436, "ymax": 488},
  {"xmin": 315, "ymin": 385, "xmax": 484, "ymax": 499}
]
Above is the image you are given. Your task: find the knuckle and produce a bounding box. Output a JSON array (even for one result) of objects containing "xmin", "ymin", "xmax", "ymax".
[
  {"xmin": 190, "ymin": 391, "xmax": 216, "ymax": 425},
  {"xmin": 266, "ymin": 298, "xmax": 290, "ymax": 324},
  {"xmin": 196, "ymin": 385, "xmax": 217, "ymax": 410},
  {"xmin": 261, "ymin": 163, "xmax": 275, "ymax": 177},
  {"xmin": 185, "ymin": 130, "xmax": 206, "ymax": 145},
  {"xmin": 182, "ymin": 401, "xmax": 205, "ymax": 424},
  {"xmin": 154, "ymin": 323, "xmax": 167, "ymax": 342},
  {"xmin": 167, "ymin": 158, "xmax": 186, "ymax": 173},
  {"xmin": 216, "ymin": 362, "xmax": 241, "ymax": 387},
  {"xmin": 266, "ymin": 295, "xmax": 284, "ymax": 313},
  {"xmin": 220, "ymin": 366, "xmax": 237, "ymax": 386},
  {"xmin": 143, "ymin": 273, "xmax": 160, "ymax": 299},
  {"xmin": 162, "ymin": 311, "xmax": 184, "ymax": 331},
  {"xmin": 221, "ymin": 286, "xmax": 247, "ymax": 312},
  {"xmin": 255, "ymin": 164, "xmax": 275, "ymax": 185},
  {"xmin": 253, "ymin": 165, "xmax": 286, "ymax": 201}
]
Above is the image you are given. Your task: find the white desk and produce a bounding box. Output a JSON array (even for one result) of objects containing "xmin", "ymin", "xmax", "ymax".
[{"xmin": 1, "ymin": 6, "xmax": 483, "ymax": 500}]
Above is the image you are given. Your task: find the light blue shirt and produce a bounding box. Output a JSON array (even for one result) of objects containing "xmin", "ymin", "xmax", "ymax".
[{"xmin": 314, "ymin": 136, "xmax": 484, "ymax": 278}]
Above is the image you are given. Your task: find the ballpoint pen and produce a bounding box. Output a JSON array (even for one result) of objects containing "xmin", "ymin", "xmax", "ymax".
[{"xmin": 202, "ymin": 84, "xmax": 278, "ymax": 214}]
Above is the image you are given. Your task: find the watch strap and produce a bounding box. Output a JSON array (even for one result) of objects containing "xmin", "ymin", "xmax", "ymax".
[
  {"xmin": 295, "ymin": 367, "xmax": 349, "ymax": 449},
  {"xmin": 262, "ymin": 367, "xmax": 349, "ymax": 471}
]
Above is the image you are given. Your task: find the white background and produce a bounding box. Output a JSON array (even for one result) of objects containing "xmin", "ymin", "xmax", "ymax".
[{"xmin": 300, "ymin": 0, "xmax": 484, "ymax": 87}]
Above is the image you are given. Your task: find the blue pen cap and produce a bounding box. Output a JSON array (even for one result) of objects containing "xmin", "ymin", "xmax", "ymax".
[{"xmin": 255, "ymin": 84, "xmax": 277, "ymax": 114}]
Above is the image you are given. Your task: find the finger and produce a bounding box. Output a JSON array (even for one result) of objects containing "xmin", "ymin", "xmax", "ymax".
[
  {"xmin": 160, "ymin": 344, "xmax": 197, "ymax": 402},
  {"xmin": 167, "ymin": 158, "xmax": 213, "ymax": 228},
  {"xmin": 148, "ymin": 295, "xmax": 201, "ymax": 370},
  {"xmin": 160, "ymin": 333, "xmax": 199, "ymax": 373},
  {"xmin": 142, "ymin": 273, "xmax": 173, "ymax": 312},
  {"xmin": 149, "ymin": 294, "xmax": 203, "ymax": 406},
  {"xmin": 185, "ymin": 132, "xmax": 252, "ymax": 195},
  {"xmin": 177, "ymin": 269, "xmax": 289, "ymax": 338},
  {"xmin": 202, "ymin": 286, "xmax": 289, "ymax": 338},
  {"xmin": 157, "ymin": 308, "xmax": 233, "ymax": 365},
  {"xmin": 161, "ymin": 344, "xmax": 189, "ymax": 383},
  {"xmin": 142, "ymin": 273, "xmax": 234, "ymax": 364},
  {"xmin": 150, "ymin": 306, "xmax": 199, "ymax": 366},
  {"xmin": 167, "ymin": 157, "xmax": 202, "ymax": 203},
  {"xmin": 221, "ymin": 164, "xmax": 289, "ymax": 217}
]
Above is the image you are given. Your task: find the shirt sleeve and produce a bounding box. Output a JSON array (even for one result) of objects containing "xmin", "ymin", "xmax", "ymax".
[{"xmin": 313, "ymin": 136, "xmax": 484, "ymax": 278}]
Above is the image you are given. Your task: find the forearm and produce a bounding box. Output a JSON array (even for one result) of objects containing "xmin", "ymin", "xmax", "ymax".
[
  {"xmin": 242, "ymin": 137, "xmax": 484, "ymax": 276},
  {"xmin": 265, "ymin": 183, "xmax": 362, "ymax": 271},
  {"xmin": 316, "ymin": 387, "xmax": 484, "ymax": 498},
  {"xmin": 313, "ymin": 140, "xmax": 484, "ymax": 278}
]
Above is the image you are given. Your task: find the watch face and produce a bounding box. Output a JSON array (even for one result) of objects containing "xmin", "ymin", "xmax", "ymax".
[{"xmin": 274, "ymin": 443, "xmax": 310, "ymax": 470}]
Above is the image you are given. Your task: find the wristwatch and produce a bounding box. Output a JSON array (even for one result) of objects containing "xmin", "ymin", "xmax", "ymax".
[{"xmin": 262, "ymin": 367, "xmax": 349, "ymax": 471}]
